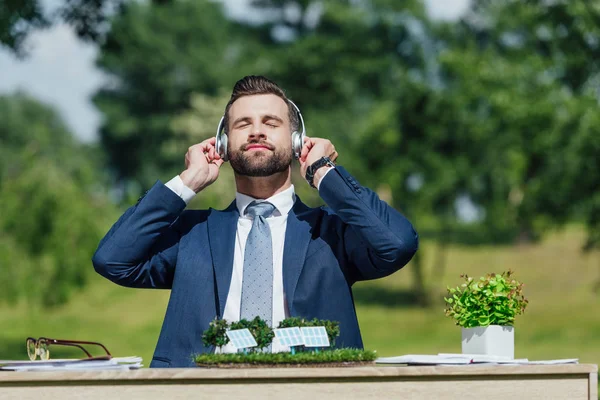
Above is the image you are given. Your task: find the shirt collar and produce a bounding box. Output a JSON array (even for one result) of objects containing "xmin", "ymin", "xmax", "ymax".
[{"xmin": 235, "ymin": 184, "xmax": 296, "ymax": 218}]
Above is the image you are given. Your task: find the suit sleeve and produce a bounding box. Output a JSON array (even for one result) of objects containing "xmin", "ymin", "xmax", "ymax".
[
  {"xmin": 318, "ymin": 167, "xmax": 418, "ymax": 283},
  {"xmin": 92, "ymin": 181, "xmax": 187, "ymax": 289}
]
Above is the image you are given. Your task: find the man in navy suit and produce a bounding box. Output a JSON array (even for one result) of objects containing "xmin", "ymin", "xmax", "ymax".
[{"xmin": 93, "ymin": 76, "xmax": 418, "ymax": 367}]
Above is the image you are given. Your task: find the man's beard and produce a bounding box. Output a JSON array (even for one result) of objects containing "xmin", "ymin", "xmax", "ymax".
[{"xmin": 228, "ymin": 142, "xmax": 293, "ymax": 177}]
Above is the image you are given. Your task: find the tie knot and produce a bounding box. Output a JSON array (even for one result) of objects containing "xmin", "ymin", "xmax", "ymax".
[{"xmin": 245, "ymin": 201, "xmax": 276, "ymax": 219}]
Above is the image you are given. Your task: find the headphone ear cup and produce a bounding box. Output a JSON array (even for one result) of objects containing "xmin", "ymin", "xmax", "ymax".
[
  {"xmin": 216, "ymin": 133, "xmax": 228, "ymax": 162},
  {"xmin": 291, "ymin": 131, "xmax": 304, "ymax": 159}
]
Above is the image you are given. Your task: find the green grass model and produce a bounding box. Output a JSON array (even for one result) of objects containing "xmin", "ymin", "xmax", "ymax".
[{"xmin": 195, "ymin": 317, "xmax": 377, "ymax": 367}]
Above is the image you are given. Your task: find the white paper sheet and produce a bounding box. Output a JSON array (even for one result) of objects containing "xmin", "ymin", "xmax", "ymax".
[
  {"xmin": 0, "ymin": 356, "xmax": 143, "ymax": 371},
  {"xmin": 376, "ymin": 353, "xmax": 578, "ymax": 366},
  {"xmin": 376, "ymin": 355, "xmax": 472, "ymax": 365}
]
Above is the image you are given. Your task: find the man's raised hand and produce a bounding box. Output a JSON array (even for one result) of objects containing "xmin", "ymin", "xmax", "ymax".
[
  {"xmin": 299, "ymin": 137, "xmax": 338, "ymax": 188},
  {"xmin": 179, "ymin": 137, "xmax": 224, "ymax": 193}
]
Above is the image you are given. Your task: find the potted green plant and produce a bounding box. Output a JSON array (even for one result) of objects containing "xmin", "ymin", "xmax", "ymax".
[{"xmin": 444, "ymin": 270, "xmax": 528, "ymax": 359}]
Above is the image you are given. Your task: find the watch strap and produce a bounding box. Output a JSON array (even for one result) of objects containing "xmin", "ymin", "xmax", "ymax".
[{"xmin": 306, "ymin": 157, "xmax": 335, "ymax": 188}]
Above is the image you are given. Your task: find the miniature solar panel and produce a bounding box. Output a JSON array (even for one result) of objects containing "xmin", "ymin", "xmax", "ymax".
[
  {"xmin": 226, "ymin": 329, "xmax": 258, "ymax": 349},
  {"xmin": 274, "ymin": 327, "xmax": 304, "ymax": 347},
  {"xmin": 300, "ymin": 326, "xmax": 330, "ymax": 347}
]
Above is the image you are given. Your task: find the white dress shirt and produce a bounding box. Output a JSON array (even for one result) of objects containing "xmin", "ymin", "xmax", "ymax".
[{"xmin": 164, "ymin": 169, "xmax": 332, "ymax": 353}]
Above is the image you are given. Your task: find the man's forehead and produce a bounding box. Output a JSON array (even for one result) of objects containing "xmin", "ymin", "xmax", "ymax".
[{"xmin": 229, "ymin": 94, "xmax": 289, "ymax": 119}]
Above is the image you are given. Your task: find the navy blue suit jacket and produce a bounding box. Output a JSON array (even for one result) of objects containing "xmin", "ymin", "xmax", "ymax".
[{"xmin": 93, "ymin": 167, "xmax": 418, "ymax": 367}]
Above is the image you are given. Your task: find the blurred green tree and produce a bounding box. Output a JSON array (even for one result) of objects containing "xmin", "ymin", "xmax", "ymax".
[
  {"xmin": 245, "ymin": 0, "xmax": 600, "ymax": 298},
  {"xmin": 241, "ymin": 0, "xmax": 443, "ymax": 304},
  {"xmin": 93, "ymin": 0, "xmax": 262, "ymax": 191},
  {"xmin": 12, "ymin": 0, "xmax": 593, "ymax": 304},
  {"xmin": 0, "ymin": 0, "xmax": 48, "ymax": 56},
  {"xmin": 443, "ymin": 0, "xmax": 600, "ymax": 290},
  {"xmin": 442, "ymin": 0, "xmax": 600, "ymax": 248},
  {"xmin": 0, "ymin": 93, "xmax": 118, "ymax": 307},
  {"xmin": 459, "ymin": 0, "xmax": 600, "ymax": 95},
  {"xmin": 0, "ymin": 0, "xmax": 176, "ymax": 55}
]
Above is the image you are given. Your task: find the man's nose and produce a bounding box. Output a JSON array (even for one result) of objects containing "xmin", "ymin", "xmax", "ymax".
[{"xmin": 248, "ymin": 125, "xmax": 266, "ymax": 141}]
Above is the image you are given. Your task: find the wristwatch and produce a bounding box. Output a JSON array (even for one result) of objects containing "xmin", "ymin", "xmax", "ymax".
[{"xmin": 305, "ymin": 156, "xmax": 336, "ymax": 188}]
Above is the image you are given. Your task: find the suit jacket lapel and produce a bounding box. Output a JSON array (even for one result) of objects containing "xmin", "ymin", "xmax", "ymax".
[
  {"xmin": 283, "ymin": 197, "xmax": 318, "ymax": 316},
  {"xmin": 208, "ymin": 201, "xmax": 239, "ymax": 319}
]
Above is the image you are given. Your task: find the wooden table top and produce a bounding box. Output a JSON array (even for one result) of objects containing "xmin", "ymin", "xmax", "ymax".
[{"xmin": 0, "ymin": 364, "xmax": 596, "ymax": 383}]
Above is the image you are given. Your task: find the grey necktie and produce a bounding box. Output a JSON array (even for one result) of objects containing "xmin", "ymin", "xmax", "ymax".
[{"xmin": 240, "ymin": 201, "xmax": 276, "ymax": 333}]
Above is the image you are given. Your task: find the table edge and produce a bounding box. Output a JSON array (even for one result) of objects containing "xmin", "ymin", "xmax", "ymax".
[{"xmin": 0, "ymin": 364, "xmax": 596, "ymax": 383}]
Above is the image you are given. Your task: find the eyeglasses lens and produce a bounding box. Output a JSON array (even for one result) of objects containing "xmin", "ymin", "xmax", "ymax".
[
  {"xmin": 38, "ymin": 340, "xmax": 49, "ymax": 361},
  {"xmin": 26, "ymin": 339, "xmax": 37, "ymax": 361}
]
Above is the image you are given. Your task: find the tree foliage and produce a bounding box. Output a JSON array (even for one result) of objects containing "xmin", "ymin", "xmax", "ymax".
[
  {"xmin": 0, "ymin": 0, "xmax": 175, "ymax": 55},
  {"xmin": 229, "ymin": 317, "xmax": 275, "ymax": 351},
  {"xmin": 201, "ymin": 318, "xmax": 230, "ymax": 349},
  {"xmin": 87, "ymin": 0, "xmax": 599, "ymax": 299},
  {"xmin": 93, "ymin": 0, "xmax": 262, "ymax": 189},
  {"xmin": 443, "ymin": 0, "xmax": 600, "ymax": 248},
  {"xmin": 3, "ymin": 0, "xmax": 599, "ymax": 307},
  {"xmin": 0, "ymin": 0, "xmax": 48, "ymax": 56},
  {"xmin": 0, "ymin": 94, "xmax": 118, "ymax": 307}
]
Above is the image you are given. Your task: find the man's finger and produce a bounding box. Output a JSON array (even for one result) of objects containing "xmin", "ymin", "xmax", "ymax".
[
  {"xmin": 207, "ymin": 146, "xmax": 216, "ymax": 160},
  {"xmin": 195, "ymin": 140, "xmax": 215, "ymax": 153},
  {"xmin": 300, "ymin": 138, "xmax": 313, "ymax": 161},
  {"xmin": 199, "ymin": 143, "xmax": 211, "ymax": 154}
]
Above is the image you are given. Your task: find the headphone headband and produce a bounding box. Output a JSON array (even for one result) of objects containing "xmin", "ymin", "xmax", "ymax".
[{"xmin": 287, "ymin": 99, "xmax": 306, "ymax": 138}]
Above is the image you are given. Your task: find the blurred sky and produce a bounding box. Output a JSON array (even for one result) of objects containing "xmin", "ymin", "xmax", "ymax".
[{"xmin": 0, "ymin": 0, "xmax": 470, "ymax": 143}]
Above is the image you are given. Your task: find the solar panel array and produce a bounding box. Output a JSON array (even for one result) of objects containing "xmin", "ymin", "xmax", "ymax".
[
  {"xmin": 226, "ymin": 326, "xmax": 331, "ymax": 350},
  {"xmin": 226, "ymin": 329, "xmax": 258, "ymax": 349},
  {"xmin": 300, "ymin": 326, "xmax": 330, "ymax": 347},
  {"xmin": 274, "ymin": 327, "xmax": 304, "ymax": 347}
]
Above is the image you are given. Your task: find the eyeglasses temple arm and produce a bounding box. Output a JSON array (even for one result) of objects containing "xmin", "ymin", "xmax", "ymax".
[
  {"xmin": 54, "ymin": 342, "xmax": 94, "ymax": 358},
  {"xmin": 52, "ymin": 340, "xmax": 112, "ymax": 357}
]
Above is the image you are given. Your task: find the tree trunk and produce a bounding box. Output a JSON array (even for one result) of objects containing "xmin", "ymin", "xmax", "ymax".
[
  {"xmin": 430, "ymin": 237, "xmax": 449, "ymax": 288},
  {"xmin": 593, "ymin": 253, "xmax": 600, "ymax": 294},
  {"xmin": 411, "ymin": 251, "xmax": 431, "ymax": 307}
]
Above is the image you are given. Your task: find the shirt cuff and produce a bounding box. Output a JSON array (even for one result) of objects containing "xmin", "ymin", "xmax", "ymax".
[
  {"xmin": 316, "ymin": 167, "xmax": 335, "ymax": 191},
  {"xmin": 165, "ymin": 175, "xmax": 196, "ymax": 205}
]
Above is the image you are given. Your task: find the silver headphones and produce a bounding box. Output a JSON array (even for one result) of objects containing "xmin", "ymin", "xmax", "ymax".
[{"xmin": 215, "ymin": 100, "xmax": 306, "ymax": 162}]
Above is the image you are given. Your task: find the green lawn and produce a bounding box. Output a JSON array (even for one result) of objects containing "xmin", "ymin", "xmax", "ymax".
[{"xmin": 1, "ymin": 228, "xmax": 598, "ymax": 379}]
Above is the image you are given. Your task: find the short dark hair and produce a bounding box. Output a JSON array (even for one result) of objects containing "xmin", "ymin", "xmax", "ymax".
[{"xmin": 223, "ymin": 75, "xmax": 300, "ymax": 134}]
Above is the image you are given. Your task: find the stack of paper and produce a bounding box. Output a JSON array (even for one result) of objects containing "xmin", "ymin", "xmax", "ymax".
[
  {"xmin": 376, "ymin": 355, "xmax": 473, "ymax": 365},
  {"xmin": 439, "ymin": 353, "xmax": 529, "ymax": 364},
  {"xmin": 0, "ymin": 356, "xmax": 143, "ymax": 371},
  {"xmin": 376, "ymin": 354, "xmax": 579, "ymax": 366}
]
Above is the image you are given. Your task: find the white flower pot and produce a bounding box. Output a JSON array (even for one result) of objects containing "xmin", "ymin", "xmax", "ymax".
[{"xmin": 461, "ymin": 325, "xmax": 514, "ymax": 359}]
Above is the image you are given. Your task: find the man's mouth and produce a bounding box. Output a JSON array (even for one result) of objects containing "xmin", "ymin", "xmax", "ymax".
[{"xmin": 245, "ymin": 143, "xmax": 273, "ymax": 151}]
